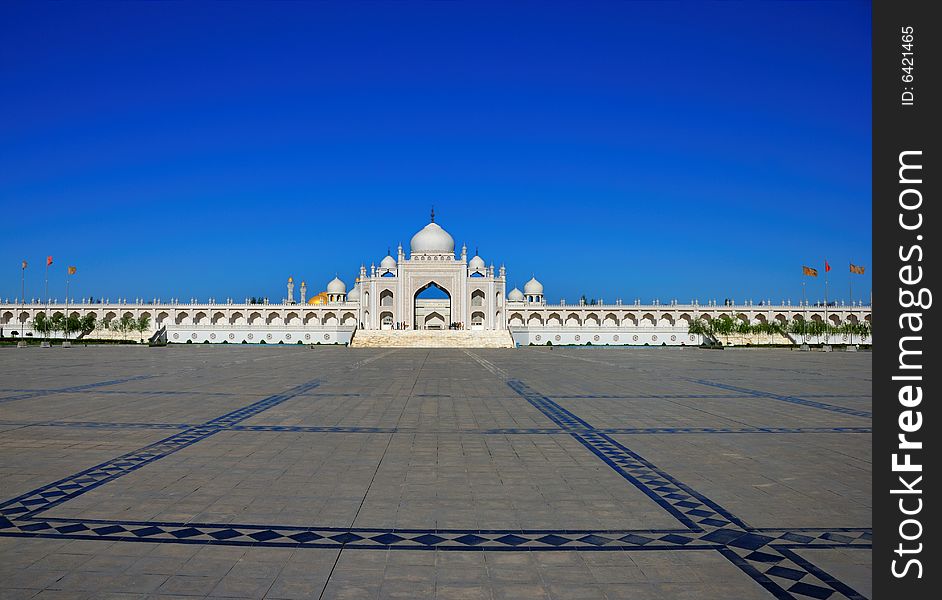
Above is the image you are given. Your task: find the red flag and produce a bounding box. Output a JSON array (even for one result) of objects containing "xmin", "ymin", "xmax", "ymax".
[
  {"xmin": 46, "ymin": 255, "xmax": 53, "ymax": 266},
  {"xmin": 825, "ymin": 260, "xmax": 831, "ymax": 273}
]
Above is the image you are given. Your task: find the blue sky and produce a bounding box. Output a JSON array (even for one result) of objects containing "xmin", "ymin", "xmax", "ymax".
[{"xmin": 0, "ymin": 1, "xmax": 872, "ymax": 305}]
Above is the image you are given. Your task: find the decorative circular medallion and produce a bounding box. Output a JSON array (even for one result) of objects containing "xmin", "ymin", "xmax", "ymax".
[
  {"xmin": 191, "ymin": 333, "xmax": 197, "ymax": 339},
  {"xmin": 266, "ymin": 333, "xmax": 272, "ymax": 340},
  {"xmin": 229, "ymin": 333, "xmax": 235, "ymax": 340},
  {"xmin": 574, "ymin": 335, "xmax": 581, "ymax": 341},
  {"xmin": 671, "ymin": 335, "xmax": 676, "ymax": 341},
  {"xmin": 652, "ymin": 335, "xmax": 658, "ymax": 341},
  {"xmin": 286, "ymin": 333, "xmax": 291, "ymax": 340},
  {"xmin": 805, "ymin": 335, "xmax": 811, "ymax": 342},
  {"xmin": 555, "ymin": 335, "xmax": 561, "ymax": 341},
  {"xmin": 842, "ymin": 334, "xmax": 847, "ymax": 341},
  {"xmin": 632, "ymin": 335, "xmax": 639, "ymax": 341},
  {"xmin": 247, "ymin": 333, "xmax": 254, "ymax": 340},
  {"xmin": 613, "ymin": 335, "xmax": 619, "ymax": 341},
  {"xmin": 535, "ymin": 335, "xmax": 542, "ymax": 341},
  {"xmin": 593, "ymin": 335, "xmax": 600, "ymax": 341},
  {"xmin": 690, "ymin": 335, "xmax": 696, "ymax": 341},
  {"xmin": 324, "ymin": 333, "xmax": 331, "ymax": 340},
  {"xmin": 210, "ymin": 333, "xmax": 216, "ymax": 340},
  {"xmin": 305, "ymin": 333, "xmax": 311, "ymax": 340},
  {"xmin": 172, "ymin": 333, "xmax": 179, "ymax": 340}
]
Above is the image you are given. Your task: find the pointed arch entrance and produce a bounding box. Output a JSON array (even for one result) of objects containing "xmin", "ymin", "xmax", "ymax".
[{"xmin": 414, "ymin": 282, "xmax": 451, "ymax": 330}]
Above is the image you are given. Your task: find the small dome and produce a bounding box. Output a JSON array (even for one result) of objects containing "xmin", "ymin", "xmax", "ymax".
[
  {"xmin": 468, "ymin": 255, "xmax": 485, "ymax": 270},
  {"xmin": 380, "ymin": 255, "xmax": 397, "ymax": 269},
  {"xmin": 410, "ymin": 221, "xmax": 455, "ymax": 254},
  {"xmin": 288, "ymin": 276, "xmax": 293, "ymax": 283},
  {"xmin": 347, "ymin": 284, "xmax": 360, "ymax": 301},
  {"xmin": 327, "ymin": 276, "xmax": 346, "ymax": 295},
  {"xmin": 307, "ymin": 292, "xmax": 328, "ymax": 305},
  {"xmin": 508, "ymin": 287, "xmax": 524, "ymax": 302},
  {"xmin": 524, "ymin": 277, "xmax": 543, "ymax": 295}
]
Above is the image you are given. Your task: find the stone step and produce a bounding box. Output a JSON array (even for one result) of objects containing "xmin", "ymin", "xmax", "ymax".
[{"xmin": 350, "ymin": 330, "xmax": 515, "ymax": 348}]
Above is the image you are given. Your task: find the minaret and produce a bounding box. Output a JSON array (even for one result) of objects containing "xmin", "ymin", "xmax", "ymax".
[
  {"xmin": 398, "ymin": 243, "xmax": 404, "ymax": 262},
  {"xmin": 499, "ymin": 264, "xmax": 506, "ymax": 279},
  {"xmin": 287, "ymin": 277, "xmax": 295, "ymax": 304},
  {"xmin": 461, "ymin": 243, "xmax": 467, "ymax": 263},
  {"xmin": 300, "ymin": 281, "xmax": 307, "ymax": 304}
]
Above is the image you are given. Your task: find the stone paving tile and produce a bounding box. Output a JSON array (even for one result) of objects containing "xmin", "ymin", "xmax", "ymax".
[
  {"xmin": 0, "ymin": 347, "xmax": 871, "ymax": 599},
  {"xmin": 793, "ymin": 548, "xmax": 873, "ymax": 599},
  {"xmin": 0, "ymin": 427, "xmax": 172, "ymax": 499},
  {"xmin": 615, "ymin": 432, "xmax": 871, "ymax": 528}
]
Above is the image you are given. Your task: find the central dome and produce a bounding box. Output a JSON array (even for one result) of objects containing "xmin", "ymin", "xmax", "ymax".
[{"xmin": 410, "ymin": 220, "xmax": 455, "ymax": 254}]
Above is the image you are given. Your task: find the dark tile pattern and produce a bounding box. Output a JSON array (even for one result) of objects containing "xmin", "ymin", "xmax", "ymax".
[
  {"xmin": 0, "ymin": 379, "xmax": 321, "ymax": 519},
  {"xmin": 688, "ymin": 379, "xmax": 872, "ymax": 418},
  {"xmin": 0, "ymin": 374, "xmax": 155, "ymax": 404},
  {"xmin": 462, "ymin": 350, "xmax": 869, "ymax": 599},
  {"xmin": 0, "ymin": 348, "xmax": 870, "ymax": 600}
]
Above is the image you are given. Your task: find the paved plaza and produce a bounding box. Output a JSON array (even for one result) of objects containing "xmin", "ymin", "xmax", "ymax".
[{"xmin": 0, "ymin": 346, "xmax": 871, "ymax": 599}]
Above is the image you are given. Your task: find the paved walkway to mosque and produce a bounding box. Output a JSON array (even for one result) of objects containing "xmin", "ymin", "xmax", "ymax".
[{"xmin": 0, "ymin": 346, "xmax": 871, "ymax": 599}]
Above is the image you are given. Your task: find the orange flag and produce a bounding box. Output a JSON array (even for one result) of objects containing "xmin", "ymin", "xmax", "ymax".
[
  {"xmin": 68, "ymin": 266, "xmax": 77, "ymax": 275},
  {"xmin": 46, "ymin": 255, "xmax": 53, "ymax": 266},
  {"xmin": 850, "ymin": 264, "xmax": 866, "ymax": 274},
  {"xmin": 21, "ymin": 260, "xmax": 27, "ymax": 270},
  {"xmin": 802, "ymin": 266, "xmax": 818, "ymax": 277}
]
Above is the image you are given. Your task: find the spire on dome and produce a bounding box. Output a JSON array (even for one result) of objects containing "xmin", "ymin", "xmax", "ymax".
[{"xmin": 430, "ymin": 206, "xmax": 435, "ymax": 223}]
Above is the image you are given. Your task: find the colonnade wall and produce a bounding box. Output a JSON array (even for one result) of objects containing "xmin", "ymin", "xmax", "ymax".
[{"xmin": 0, "ymin": 301, "xmax": 872, "ymax": 346}]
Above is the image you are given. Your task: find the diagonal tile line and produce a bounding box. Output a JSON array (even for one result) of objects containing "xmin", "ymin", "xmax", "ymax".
[
  {"xmin": 773, "ymin": 546, "xmax": 870, "ymax": 600},
  {"xmin": 0, "ymin": 374, "xmax": 156, "ymax": 404},
  {"xmin": 0, "ymin": 379, "xmax": 321, "ymax": 519},
  {"xmin": 0, "ymin": 349, "xmax": 395, "ymax": 520},
  {"xmin": 462, "ymin": 350, "xmax": 868, "ymax": 600},
  {"xmin": 719, "ymin": 543, "xmax": 869, "ymax": 600},
  {"xmin": 506, "ymin": 378, "xmax": 745, "ymax": 531},
  {"xmin": 686, "ymin": 379, "xmax": 872, "ymax": 418}
]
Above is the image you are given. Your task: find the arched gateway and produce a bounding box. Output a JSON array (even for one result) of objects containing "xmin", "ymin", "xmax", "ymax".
[
  {"xmin": 414, "ymin": 282, "xmax": 451, "ymax": 330},
  {"xmin": 344, "ymin": 210, "xmax": 508, "ymax": 332}
]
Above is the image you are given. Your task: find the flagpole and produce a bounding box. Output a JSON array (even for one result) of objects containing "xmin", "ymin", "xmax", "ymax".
[
  {"xmin": 849, "ymin": 262, "xmax": 853, "ymax": 346},
  {"xmin": 20, "ymin": 263, "xmax": 26, "ymax": 347},
  {"xmin": 44, "ymin": 260, "xmax": 50, "ymax": 344},
  {"xmin": 824, "ymin": 263, "xmax": 829, "ymax": 345},
  {"xmin": 65, "ymin": 271, "xmax": 70, "ymax": 344}
]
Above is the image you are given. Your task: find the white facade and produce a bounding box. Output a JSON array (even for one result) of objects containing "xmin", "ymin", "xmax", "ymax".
[{"xmin": 0, "ymin": 215, "xmax": 872, "ymax": 346}]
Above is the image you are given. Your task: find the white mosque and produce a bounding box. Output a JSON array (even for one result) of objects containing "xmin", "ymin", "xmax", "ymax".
[{"xmin": 1, "ymin": 213, "xmax": 871, "ymax": 347}]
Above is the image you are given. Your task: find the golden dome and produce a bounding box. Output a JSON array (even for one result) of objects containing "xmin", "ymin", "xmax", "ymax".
[
  {"xmin": 307, "ymin": 291, "xmax": 329, "ymax": 305},
  {"xmin": 288, "ymin": 276, "xmax": 294, "ymax": 283}
]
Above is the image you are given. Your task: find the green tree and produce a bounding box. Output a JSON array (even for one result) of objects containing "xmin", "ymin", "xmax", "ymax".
[
  {"xmin": 65, "ymin": 314, "xmax": 83, "ymax": 338},
  {"xmin": 107, "ymin": 314, "xmax": 136, "ymax": 340},
  {"xmin": 135, "ymin": 314, "xmax": 151, "ymax": 343},
  {"xmin": 687, "ymin": 318, "xmax": 712, "ymax": 337},
  {"xmin": 33, "ymin": 312, "xmax": 50, "ymax": 337},
  {"xmin": 80, "ymin": 313, "xmax": 97, "ymax": 336},
  {"xmin": 50, "ymin": 313, "xmax": 66, "ymax": 339}
]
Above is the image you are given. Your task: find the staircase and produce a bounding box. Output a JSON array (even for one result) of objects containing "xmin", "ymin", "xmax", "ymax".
[
  {"xmin": 148, "ymin": 326, "xmax": 168, "ymax": 347},
  {"xmin": 350, "ymin": 329, "xmax": 515, "ymax": 348}
]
